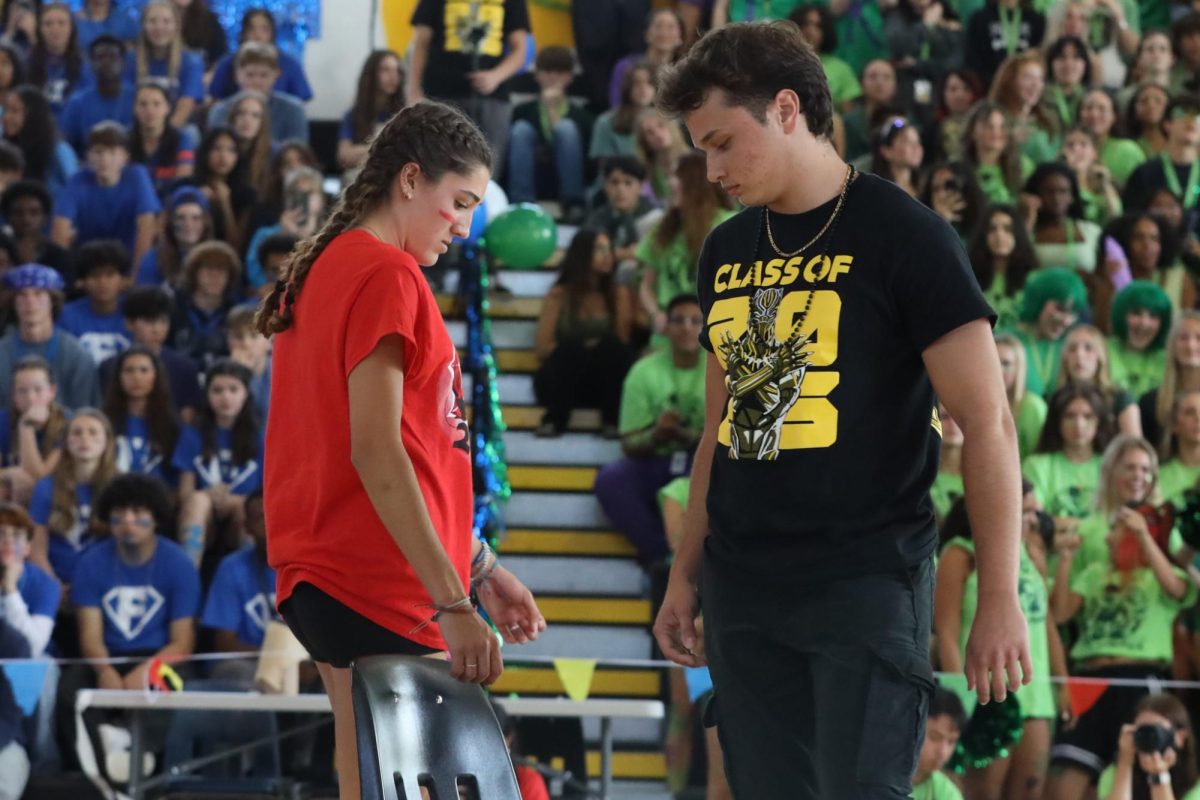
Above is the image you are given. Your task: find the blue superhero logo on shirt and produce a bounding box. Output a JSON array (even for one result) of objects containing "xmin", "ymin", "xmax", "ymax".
[
  {"xmin": 117, "ymin": 433, "xmax": 163, "ymax": 476},
  {"xmin": 243, "ymin": 591, "xmax": 276, "ymax": 633},
  {"xmin": 102, "ymin": 585, "xmax": 165, "ymax": 641},
  {"xmin": 194, "ymin": 448, "xmax": 259, "ymax": 491}
]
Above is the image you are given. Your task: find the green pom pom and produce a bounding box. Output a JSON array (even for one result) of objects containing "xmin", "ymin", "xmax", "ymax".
[{"xmin": 947, "ymin": 693, "xmax": 1024, "ymax": 773}]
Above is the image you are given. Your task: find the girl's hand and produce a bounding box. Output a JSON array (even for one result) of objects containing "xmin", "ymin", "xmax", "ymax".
[
  {"xmin": 1137, "ymin": 746, "xmax": 1176, "ymax": 777},
  {"xmin": 20, "ymin": 404, "xmax": 49, "ymax": 427},
  {"xmin": 476, "ymin": 565, "xmax": 546, "ymax": 645},
  {"xmin": 1053, "ymin": 517, "xmax": 1081, "ymax": 555},
  {"xmin": 1116, "ymin": 507, "xmax": 1150, "ymax": 541},
  {"xmin": 439, "ymin": 609, "xmax": 502, "ymax": 685},
  {"xmin": 1117, "ymin": 723, "xmax": 1136, "ymax": 765},
  {"xmin": 932, "ymin": 190, "xmax": 965, "ymax": 224}
]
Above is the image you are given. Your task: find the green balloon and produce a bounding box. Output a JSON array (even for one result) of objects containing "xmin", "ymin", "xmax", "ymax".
[{"xmin": 485, "ymin": 203, "xmax": 558, "ymax": 270}]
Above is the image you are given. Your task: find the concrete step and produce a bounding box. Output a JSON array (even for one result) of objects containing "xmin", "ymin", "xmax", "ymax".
[
  {"xmin": 505, "ymin": 431, "xmax": 622, "ymax": 465},
  {"xmin": 507, "ymin": 491, "xmax": 610, "ymax": 529},
  {"xmin": 448, "ymin": 319, "xmax": 538, "ymax": 350},
  {"xmin": 501, "ymin": 528, "xmax": 636, "ymax": 558},
  {"xmin": 503, "ymin": 554, "xmax": 645, "ymax": 598},
  {"xmin": 496, "ymin": 405, "xmax": 604, "ymax": 433},
  {"xmin": 536, "ymin": 595, "xmax": 651, "ymax": 625},
  {"xmin": 438, "ymin": 293, "xmax": 544, "ymax": 320},
  {"xmin": 510, "ymin": 623, "xmax": 652, "ymax": 661}
]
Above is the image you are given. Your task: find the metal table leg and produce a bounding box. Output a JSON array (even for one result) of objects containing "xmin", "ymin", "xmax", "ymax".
[
  {"xmin": 128, "ymin": 709, "xmax": 144, "ymax": 800},
  {"xmin": 600, "ymin": 716, "xmax": 612, "ymax": 799}
]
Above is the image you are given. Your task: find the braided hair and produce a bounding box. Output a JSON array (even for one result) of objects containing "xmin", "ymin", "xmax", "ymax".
[{"xmin": 255, "ymin": 100, "xmax": 492, "ymax": 336}]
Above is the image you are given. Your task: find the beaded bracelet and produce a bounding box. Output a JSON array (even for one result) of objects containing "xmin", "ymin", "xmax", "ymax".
[{"xmin": 409, "ymin": 596, "xmax": 475, "ymax": 635}]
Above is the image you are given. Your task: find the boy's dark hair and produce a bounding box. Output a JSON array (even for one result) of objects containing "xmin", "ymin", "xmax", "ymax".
[
  {"xmin": 535, "ymin": 45, "xmax": 575, "ymax": 74},
  {"xmin": 0, "ymin": 140, "xmax": 24, "ymax": 175},
  {"xmin": 73, "ymin": 239, "xmax": 130, "ymax": 279},
  {"xmin": 94, "ymin": 473, "xmax": 174, "ymax": 537},
  {"xmin": 928, "ymin": 687, "xmax": 967, "ymax": 733},
  {"xmin": 1172, "ymin": 12, "xmax": 1200, "ymax": 53},
  {"xmin": 87, "ymin": 120, "xmax": 128, "ymax": 152},
  {"xmin": 1166, "ymin": 92, "xmax": 1200, "ymax": 126},
  {"xmin": 657, "ymin": 20, "xmax": 833, "ymax": 138},
  {"xmin": 88, "ymin": 33, "xmax": 125, "ymax": 58},
  {"xmin": 0, "ymin": 179, "xmax": 49, "ymax": 218},
  {"xmin": 256, "ymin": 231, "xmax": 299, "ymax": 273},
  {"xmin": 666, "ymin": 293, "xmax": 700, "ymax": 314},
  {"xmin": 603, "ymin": 154, "xmax": 647, "ymax": 182},
  {"xmin": 121, "ymin": 286, "xmax": 173, "ymax": 321}
]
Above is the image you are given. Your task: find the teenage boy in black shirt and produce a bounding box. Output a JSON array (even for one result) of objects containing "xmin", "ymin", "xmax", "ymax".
[{"xmin": 653, "ymin": 21, "xmax": 1032, "ymax": 800}]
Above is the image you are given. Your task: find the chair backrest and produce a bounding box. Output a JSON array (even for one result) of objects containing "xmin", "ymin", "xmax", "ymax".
[{"xmin": 352, "ymin": 655, "xmax": 522, "ymax": 800}]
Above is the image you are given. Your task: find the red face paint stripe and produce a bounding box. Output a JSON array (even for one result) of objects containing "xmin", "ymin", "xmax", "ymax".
[{"xmin": 437, "ymin": 209, "xmax": 455, "ymax": 223}]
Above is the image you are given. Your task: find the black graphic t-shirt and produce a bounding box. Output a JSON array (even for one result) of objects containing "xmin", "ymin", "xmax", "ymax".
[
  {"xmin": 697, "ymin": 172, "xmax": 994, "ymax": 582},
  {"xmin": 412, "ymin": 0, "xmax": 531, "ymax": 101}
]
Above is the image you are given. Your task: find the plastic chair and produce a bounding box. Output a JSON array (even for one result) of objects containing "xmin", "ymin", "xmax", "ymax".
[{"xmin": 352, "ymin": 656, "xmax": 521, "ymax": 800}]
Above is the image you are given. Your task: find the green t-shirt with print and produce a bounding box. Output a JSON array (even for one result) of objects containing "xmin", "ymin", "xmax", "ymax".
[
  {"xmin": 912, "ymin": 769, "xmax": 964, "ymax": 800},
  {"xmin": 1097, "ymin": 764, "xmax": 1200, "ymax": 799},
  {"xmin": 1016, "ymin": 391, "xmax": 1048, "ymax": 459},
  {"xmin": 1159, "ymin": 460, "xmax": 1200, "ymax": 509},
  {"xmin": 618, "ymin": 349, "xmax": 706, "ymax": 453},
  {"xmin": 821, "ymin": 53, "xmax": 862, "ymax": 107},
  {"xmin": 944, "ymin": 537, "xmax": 1056, "ymax": 719},
  {"xmin": 976, "ymin": 157, "xmax": 1036, "ymax": 207},
  {"xmin": 1022, "ymin": 451, "xmax": 1102, "ymax": 519},
  {"xmin": 1069, "ymin": 561, "xmax": 1197, "ymax": 664},
  {"xmin": 1102, "ymin": 137, "xmax": 1148, "ymax": 188},
  {"xmin": 1106, "ymin": 337, "xmax": 1165, "ymax": 400},
  {"xmin": 637, "ymin": 210, "xmax": 737, "ymax": 311},
  {"xmin": 931, "ymin": 471, "xmax": 964, "ymax": 522},
  {"xmin": 1071, "ymin": 512, "xmax": 1184, "ymax": 584},
  {"xmin": 985, "ymin": 274, "xmax": 1023, "ymax": 333}
]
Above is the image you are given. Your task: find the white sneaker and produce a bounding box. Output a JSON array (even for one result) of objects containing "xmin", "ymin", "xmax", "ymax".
[{"xmin": 105, "ymin": 749, "xmax": 156, "ymax": 783}]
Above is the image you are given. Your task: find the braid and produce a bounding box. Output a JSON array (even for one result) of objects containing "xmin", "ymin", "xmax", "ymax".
[{"xmin": 254, "ymin": 100, "xmax": 492, "ymax": 336}]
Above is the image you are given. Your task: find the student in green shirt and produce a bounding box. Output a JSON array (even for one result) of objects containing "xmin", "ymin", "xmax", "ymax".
[
  {"xmin": 1055, "ymin": 323, "xmax": 1141, "ymax": 435},
  {"xmin": 1106, "ymin": 281, "xmax": 1172, "ymax": 402},
  {"xmin": 1023, "ymin": 383, "xmax": 1112, "ymax": 519},
  {"xmin": 1126, "ymin": 82, "xmax": 1170, "ymax": 160},
  {"xmin": 1008, "ymin": 267, "xmax": 1089, "ymax": 397},
  {"xmin": 1026, "ymin": 162, "xmax": 1103, "ymax": 275},
  {"xmin": 997, "ymin": 333, "xmax": 1048, "ymax": 457},
  {"xmin": 936, "ymin": 494, "xmax": 1063, "ymax": 799},
  {"xmin": 1098, "ymin": 693, "xmax": 1200, "ymax": 800},
  {"xmin": 968, "ymin": 204, "xmax": 1038, "ymax": 333},
  {"xmin": 911, "ymin": 688, "xmax": 967, "ymax": 800},
  {"xmin": 1079, "ymin": 89, "xmax": 1147, "ymax": 190},
  {"xmin": 1062, "ymin": 126, "xmax": 1123, "ymax": 227},
  {"xmin": 1139, "ymin": 311, "xmax": 1200, "ymax": 451},
  {"xmin": 594, "ymin": 294, "xmax": 706, "ymax": 565},
  {"xmin": 1157, "ymin": 389, "xmax": 1200, "ymax": 509},
  {"xmin": 790, "ymin": 4, "xmax": 862, "ymax": 109},
  {"xmin": 637, "ymin": 151, "xmax": 736, "ymax": 336},
  {"xmin": 991, "ymin": 51, "xmax": 1060, "ymax": 167},
  {"xmin": 963, "ymin": 101, "xmax": 1034, "ymax": 204},
  {"xmin": 1047, "ymin": 447, "xmax": 1195, "ymax": 799},
  {"xmin": 842, "ymin": 59, "xmax": 898, "ymax": 161}
]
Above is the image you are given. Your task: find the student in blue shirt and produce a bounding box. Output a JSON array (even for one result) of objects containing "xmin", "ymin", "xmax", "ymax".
[
  {"xmin": 137, "ymin": 186, "xmax": 210, "ymax": 288},
  {"xmin": 60, "ymin": 34, "xmax": 135, "ymax": 155},
  {"xmin": 0, "ymin": 265, "xmax": 99, "ymax": 411},
  {"xmin": 28, "ymin": 409, "xmax": 117, "ymax": 589},
  {"xmin": 0, "ymin": 503, "xmax": 60, "ymax": 657},
  {"xmin": 1, "ymin": 180, "xmax": 72, "ymax": 286},
  {"xmin": 75, "ymin": 0, "xmax": 140, "ymax": 53},
  {"xmin": 57, "ymin": 240, "xmax": 131, "ymax": 365},
  {"xmin": 201, "ymin": 489, "xmax": 273, "ymax": 652},
  {"xmin": 168, "ymin": 240, "xmax": 242, "ymax": 367},
  {"xmin": 3, "ymin": 86, "xmax": 79, "ymax": 195},
  {"xmin": 29, "ymin": 3, "xmax": 93, "ymax": 117},
  {"xmin": 103, "ymin": 345, "xmax": 178, "ymax": 486},
  {"xmin": 60, "ymin": 473, "xmax": 197, "ymax": 776},
  {"xmin": 206, "ymin": 42, "xmax": 308, "ymax": 145},
  {"xmin": 51, "ymin": 121, "xmax": 161, "ymax": 267},
  {"xmin": 125, "ymin": 0, "xmax": 204, "ymax": 130},
  {"xmin": 129, "ymin": 79, "xmax": 195, "ymax": 194},
  {"xmin": 99, "ymin": 287, "xmax": 203, "ymax": 422},
  {"xmin": 174, "ymin": 359, "xmax": 262, "ymax": 565},
  {"xmin": 208, "ymin": 8, "xmax": 312, "ymax": 102},
  {"xmin": 0, "ymin": 356, "xmax": 70, "ymax": 504},
  {"xmin": 337, "ymin": 49, "xmax": 404, "ymax": 173}
]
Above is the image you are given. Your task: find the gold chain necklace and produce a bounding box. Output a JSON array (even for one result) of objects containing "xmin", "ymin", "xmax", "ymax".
[{"xmin": 763, "ymin": 164, "xmax": 855, "ymax": 259}]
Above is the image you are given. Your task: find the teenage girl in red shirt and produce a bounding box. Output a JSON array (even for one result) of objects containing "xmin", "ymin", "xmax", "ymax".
[{"xmin": 256, "ymin": 101, "xmax": 546, "ymax": 800}]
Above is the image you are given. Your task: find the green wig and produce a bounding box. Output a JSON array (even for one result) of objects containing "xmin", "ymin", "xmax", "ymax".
[
  {"xmin": 1110, "ymin": 280, "xmax": 1172, "ymax": 351},
  {"xmin": 1019, "ymin": 268, "xmax": 1089, "ymax": 324}
]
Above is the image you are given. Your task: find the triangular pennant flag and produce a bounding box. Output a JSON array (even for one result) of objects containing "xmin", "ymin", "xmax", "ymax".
[
  {"xmin": 1068, "ymin": 679, "xmax": 1110, "ymax": 719},
  {"xmin": 2, "ymin": 661, "xmax": 50, "ymax": 716},
  {"xmin": 554, "ymin": 658, "xmax": 597, "ymax": 701}
]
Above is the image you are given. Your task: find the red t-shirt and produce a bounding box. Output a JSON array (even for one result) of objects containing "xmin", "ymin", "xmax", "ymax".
[
  {"xmin": 515, "ymin": 764, "xmax": 550, "ymax": 800},
  {"xmin": 265, "ymin": 229, "xmax": 473, "ymax": 650}
]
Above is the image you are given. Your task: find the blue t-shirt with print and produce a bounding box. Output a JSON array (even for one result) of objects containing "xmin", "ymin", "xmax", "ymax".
[
  {"xmin": 116, "ymin": 414, "xmax": 176, "ymax": 485},
  {"xmin": 43, "ymin": 57, "xmax": 95, "ymax": 116},
  {"xmin": 122, "ymin": 49, "xmax": 205, "ymax": 103},
  {"xmin": 60, "ymin": 82, "xmax": 137, "ymax": 155},
  {"xmin": 171, "ymin": 424, "xmax": 264, "ymax": 495},
  {"xmin": 71, "ymin": 537, "xmax": 200, "ymax": 654},
  {"xmin": 201, "ymin": 545, "xmax": 276, "ymax": 647},
  {"xmin": 17, "ymin": 561, "xmax": 61, "ymax": 634},
  {"xmin": 30, "ymin": 477, "xmax": 93, "ymax": 584},
  {"xmin": 54, "ymin": 164, "xmax": 161, "ymax": 254},
  {"xmin": 58, "ymin": 297, "xmax": 131, "ymax": 365}
]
